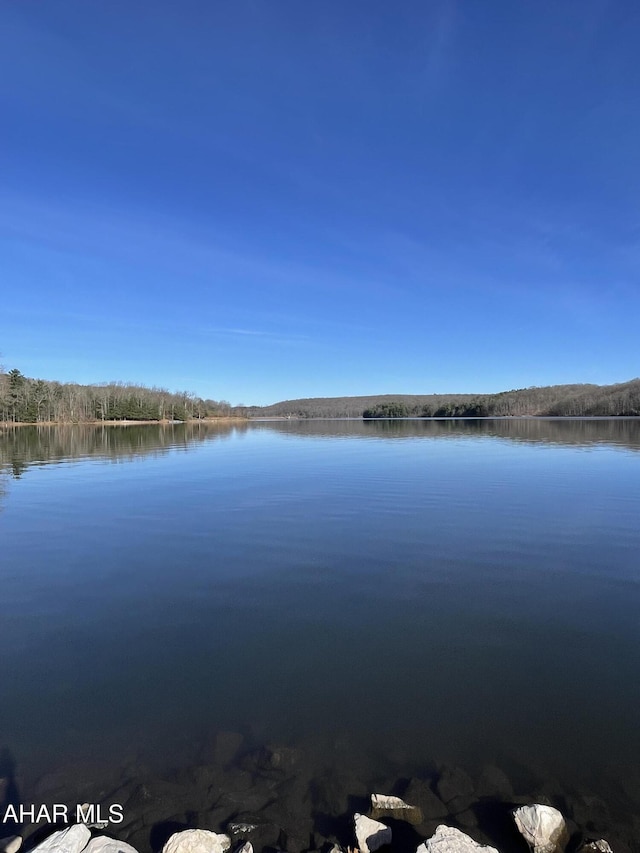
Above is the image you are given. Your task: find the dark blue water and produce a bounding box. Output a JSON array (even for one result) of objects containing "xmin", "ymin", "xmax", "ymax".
[{"xmin": 1, "ymin": 420, "xmax": 639, "ymax": 803}]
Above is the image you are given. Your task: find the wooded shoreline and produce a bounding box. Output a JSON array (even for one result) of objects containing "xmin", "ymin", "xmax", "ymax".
[
  {"xmin": 0, "ymin": 417, "xmax": 248, "ymax": 427},
  {"xmin": 1, "ymin": 369, "xmax": 639, "ymax": 422}
]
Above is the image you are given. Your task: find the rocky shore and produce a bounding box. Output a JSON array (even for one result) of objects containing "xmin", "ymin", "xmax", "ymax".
[{"xmin": 1, "ymin": 734, "xmax": 638, "ymax": 853}]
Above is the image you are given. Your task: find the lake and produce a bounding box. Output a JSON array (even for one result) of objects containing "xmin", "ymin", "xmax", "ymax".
[{"xmin": 0, "ymin": 419, "xmax": 639, "ymax": 846}]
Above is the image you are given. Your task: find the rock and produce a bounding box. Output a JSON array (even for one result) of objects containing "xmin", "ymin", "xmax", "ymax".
[
  {"xmin": 227, "ymin": 823, "xmax": 259, "ymax": 838},
  {"xmin": 29, "ymin": 825, "xmax": 91, "ymax": 853},
  {"xmin": 416, "ymin": 825, "xmax": 499, "ymax": 853},
  {"xmin": 209, "ymin": 732, "xmax": 244, "ymax": 768},
  {"xmin": 0, "ymin": 837, "xmax": 21, "ymax": 853},
  {"xmin": 353, "ymin": 814, "xmax": 391, "ymax": 853},
  {"xmin": 370, "ymin": 794, "xmax": 423, "ymax": 825},
  {"xmin": 475, "ymin": 766, "xmax": 513, "ymax": 801},
  {"xmin": 241, "ymin": 745, "xmax": 301, "ymax": 777},
  {"xmin": 280, "ymin": 830, "xmax": 311, "ymax": 853},
  {"xmin": 566, "ymin": 794, "xmax": 610, "ymax": 833},
  {"xmin": 162, "ymin": 830, "xmax": 232, "ymax": 853},
  {"xmin": 171, "ymin": 765, "xmax": 222, "ymax": 793},
  {"xmin": 258, "ymin": 801, "xmax": 314, "ymax": 853},
  {"xmin": 455, "ymin": 810, "xmax": 478, "ymax": 830},
  {"xmin": 124, "ymin": 822, "xmax": 154, "ymax": 853},
  {"xmin": 215, "ymin": 768, "xmax": 260, "ymax": 800},
  {"xmin": 436, "ymin": 768, "xmax": 475, "ymax": 815},
  {"xmin": 124, "ymin": 779, "xmax": 195, "ymax": 828},
  {"xmin": 513, "ymin": 805, "xmax": 569, "ymax": 853},
  {"xmin": 77, "ymin": 803, "xmax": 109, "ymax": 830},
  {"xmin": 266, "ymin": 745, "xmax": 301, "ymax": 773},
  {"xmin": 30, "ymin": 764, "xmax": 108, "ymax": 805},
  {"xmin": 233, "ymin": 845, "xmax": 253, "ymax": 853},
  {"xmin": 579, "ymin": 843, "xmax": 613, "ymax": 853},
  {"xmin": 119, "ymin": 817, "xmax": 145, "ymax": 841},
  {"xmin": 312, "ymin": 770, "xmax": 369, "ymax": 816},
  {"xmin": 403, "ymin": 779, "xmax": 449, "ymax": 821},
  {"xmin": 82, "ymin": 838, "xmax": 139, "ymax": 853},
  {"xmin": 274, "ymin": 774, "xmax": 311, "ymax": 815},
  {"xmin": 225, "ymin": 816, "xmax": 281, "ymax": 851}
]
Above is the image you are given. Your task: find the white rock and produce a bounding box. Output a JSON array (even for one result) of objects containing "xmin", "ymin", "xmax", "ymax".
[
  {"xmin": 0, "ymin": 837, "xmax": 22, "ymax": 853},
  {"xmin": 162, "ymin": 830, "xmax": 232, "ymax": 853},
  {"xmin": 83, "ymin": 837, "xmax": 139, "ymax": 853},
  {"xmin": 513, "ymin": 805, "xmax": 569, "ymax": 853},
  {"xmin": 234, "ymin": 845, "xmax": 252, "ymax": 853},
  {"xmin": 354, "ymin": 813, "xmax": 391, "ymax": 853},
  {"xmin": 580, "ymin": 843, "xmax": 613, "ymax": 853},
  {"xmin": 416, "ymin": 825, "xmax": 500, "ymax": 853},
  {"xmin": 371, "ymin": 795, "xmax": 408, "ymax": 810},
  {"xmin": 227, "ymin": 825, "xmax": 257, "ymax": 837},
  {"xmin": 370, "ymin": 794, "xmax": 422, "ymax": 825},
  {"xmin": 29, "ymin": 825, "xmax": 91, "ymax": 853}
]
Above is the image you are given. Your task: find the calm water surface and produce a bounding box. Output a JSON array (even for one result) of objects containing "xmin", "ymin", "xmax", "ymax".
[{"xmin": 0, "ymin": 419, "xmax": 639, "ymax": 802}]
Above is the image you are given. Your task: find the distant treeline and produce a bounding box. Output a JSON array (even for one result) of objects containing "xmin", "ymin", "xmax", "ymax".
[
  {"xmin": 249, "ymin": 379, "xmax": 640, "ymax": 419},
  {"xmin": 3, "ymin": 369, "xmax": 639, "ymax": 423},
  {"xmin": 0, "ymin": 369, "xmax": 244, "ymax": 423}
]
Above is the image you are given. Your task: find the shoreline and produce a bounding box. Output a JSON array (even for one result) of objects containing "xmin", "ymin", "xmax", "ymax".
[
  {"xmin": 0, "ymin": 418, "xmax": 249, "ymax": 427},
  {"xmin": 2, "ymin": 416, "xmax": 639, "ymax": 428},
  {"xmin": 2, "ymin": 736, "xmax": 632, "ymax": 853}
]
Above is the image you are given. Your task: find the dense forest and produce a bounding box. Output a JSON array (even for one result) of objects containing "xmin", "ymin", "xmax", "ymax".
[
  {"xmin": 0, "ymin": 369, "xmax": 242, "ymax": 423},
  {"xmin": 249, "ymin": 379, "xmax": 640, "ymax": 419}
]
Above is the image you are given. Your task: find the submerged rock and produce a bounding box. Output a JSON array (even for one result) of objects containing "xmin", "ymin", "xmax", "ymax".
[
  {"xmin": 475, "ymin": 766, "xmax": 513, "ymax": 801},
  {"xmin": 403, "ymin": 779, "xmax": 449, "ymax": 821},
  {"xmin": 206, "ymin": 732, "xmax": 244, "ymax": 768},
  {"xmin": 30, "ymin": 825, "xmax": 91, "ymax": 853},
  {"xmin": 513, "ymin": 805, "xmax": 569, "ymax": 853},
  {"xmin": 240, "ymin": 744, "xmax": 301, "ymax": 777},
  {"xmin": 162, "ymin": 830, "xmax": 231, "ymax": 853},
  {"xmin": 436, "ymin": 767, "xmax": 474, "ymax": 815},
  {"xmin": 123, "ymin": 778, "xmax": 196, "ymax": 827},
  {"xmin": 354, "ymin": 814, "xmax": 391, "ymax": 853},
  {"xmin": 259, "ymin": 799, "xmax": 314, "ymax": 853},
  {"xmin": 312, "ymin": 769, "xmax": 369, "ymax": 816},
  {"xmin": 566, "ymin": 794, "xmax": 611, "ymax": 833},
  {"xmin": 455, "ymin": 810, "xmax": 478, "ymax": 830},
  {"xmin": 416, "ymin": 825, "xmax": 499, "ymax": 853},
  {"xmin": 370, "ymin": 794, "xmax": 422, "ymax": 825}
]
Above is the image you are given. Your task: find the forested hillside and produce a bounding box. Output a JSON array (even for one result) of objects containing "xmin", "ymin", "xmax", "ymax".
[
  {"xmin": 248, "ymin": 394, "xmax": 477, "ymax": 419},
  {"xmin": 249, "ymin": 379, "xmax": 640, "ymax": 418},
  {"xmin": 0, "ymin": 369, "xmax": 239, "ymax": 423},
  {"xmin": 2, "ymin": 369, "xmax": 639, "ymax": 423}
]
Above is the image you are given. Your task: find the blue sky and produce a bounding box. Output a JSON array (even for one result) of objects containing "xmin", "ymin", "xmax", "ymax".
[{"xmin": 1, "ymin": 1, "xmax": 639, "ymax": 405}]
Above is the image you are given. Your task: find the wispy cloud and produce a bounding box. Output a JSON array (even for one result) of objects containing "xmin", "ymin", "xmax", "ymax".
[
  {"xmin": 206, "ymin": 327, "xmax": 288, "ymax": 337},
  {"xmin": 0, "ymin": 191, "xmax": 388, "ymax": 298}
]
